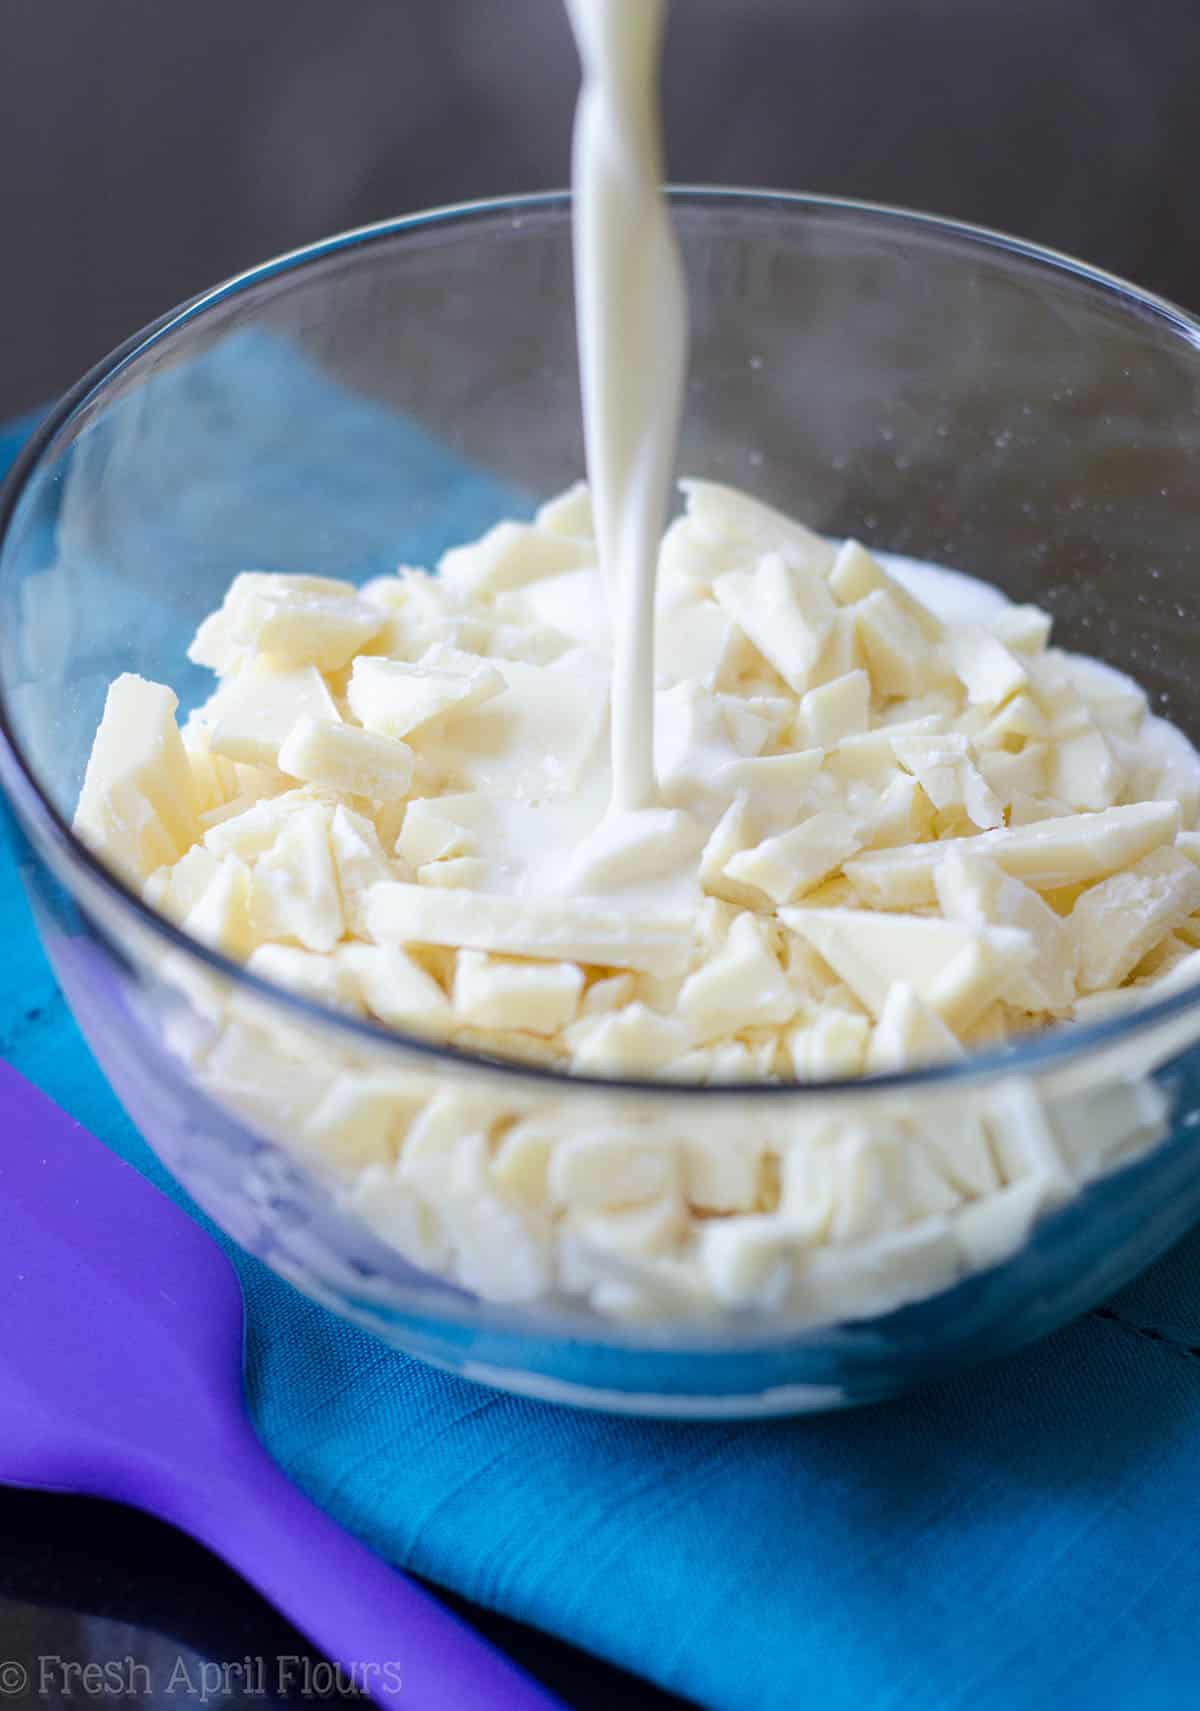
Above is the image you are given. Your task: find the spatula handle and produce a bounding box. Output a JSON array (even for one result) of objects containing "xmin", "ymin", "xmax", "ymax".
[{"xmin": 157, "ymin": 1426, "xmax": 565, "ymax": 1711}]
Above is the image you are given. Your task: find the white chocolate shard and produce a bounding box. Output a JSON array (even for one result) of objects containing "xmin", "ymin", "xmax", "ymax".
[
  {"xmin": 794, "ymin": 670, "xmax": 870, "ymax": 749},
  {"xmin": 202, "ymin": 664, "xmax": 340, "ymax": 771},
  {"xmin": 534, "ymin": 480, "xmax": 594, "ymax": 537},
  {"xmin": 867, "ymin": 983, "xmax": 966, "ymax": 1072},
  {"xmin": 725, "ymin": 811, "xmax": 863, "ymax": 905},
  {"xmin": 437, "ymin": 519, "xmax": 595, "ymax": 596},
  {"xmin": 1071, "ymin": 847, "xmax": 1200, "ymax": 992},
  {"xmin": 680, "ymin": 478, "xmax": 838, "ymax": 577},
  {"xmin": 248, "ymin": 802, "xmax": 344, "ymax": 953},
  {"xmin": 828, "ymin": 538, "xmax": 944, "ymax": 642},
  {"xmin": 453, "ymin": 950, "xmax": 584, "ymax": 1036},
  {"xmin": 278, "ymin": 717, "xmax": 414, "ymax": 800},
  {"xmin": 677, "ymin": 912, "xmax": 796, "ymax": 1042},
  {"xmin": 565, "ymin": 1004, "xmax": 690, "ymax": 1074},
  {"xmin": 946, "ymin": 624, "xmax": 1027, "ymax": 708},
  {"xmin": 74, "ymin": 674, "xmax": 200, "ymax": 882},
  {"xmin": 780, "ymin": 905, "xmax": 1032, "ymax": 1024},
  {"xmin": 845, "ymin": 801, "xmax": 1181, "ymax": 907},
  {"xmin": 365, "ymin": 883, "xmax": 693, "ymax": 974},
  {"xmin": 345, "ymin": 653, "xmax": 504, "ymax": 739},
  {"xmin": 713, "ymin": 552, "xmax": 836, "ymax": 693},
  {"xmin": 890, "ymin": 731, "xmax": 1003, "ymax": 831},
  {"xmin": 786, "ymin": 1007, "xmax": 870, "ymax": 1079},
  {"xmin": 935, "ymin": 846, "xmax": 1076, "ymax": 1012},
  {"xmin": 335, "ymin": 941, "xmax": 451, "ymax": 1030}
]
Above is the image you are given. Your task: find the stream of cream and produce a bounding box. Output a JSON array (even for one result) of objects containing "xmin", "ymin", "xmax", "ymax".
[{"xmin": 564, "ymin": 0, "xmax": 687, "ymax": 814}]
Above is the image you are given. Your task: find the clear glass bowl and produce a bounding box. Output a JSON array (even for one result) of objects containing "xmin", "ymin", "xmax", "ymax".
[{"xmin": 4, "ymin": 191, "xmax": 1200, "ymax": 1418}]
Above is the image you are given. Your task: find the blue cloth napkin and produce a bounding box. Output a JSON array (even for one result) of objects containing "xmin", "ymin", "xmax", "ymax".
[{"xmin": 4, "ymin": 350, "xmax": 1200, "ymax": 1711}]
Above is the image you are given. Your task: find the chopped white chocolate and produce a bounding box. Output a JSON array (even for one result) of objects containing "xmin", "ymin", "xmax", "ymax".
[
  {"xmin": 366, "ymin": 884, "xmax": 692, "ymax": 974},
  {"xmin": 946, "ymin": 624, "xmax": 1027, "ymax": 708},
  {"xmin": 780, "ymin": 907, "xmax": 1032, "ymax": 1024},
  {"xmin": 725, "ymin": 811, "xmax": 862, "ymax": 904},
  {"xmin": 438, "ymin": 519, "xmax": 594, "ymax": 596},
  {"xmin": 453, "ymin": 950, "xmax": 584, "ymax": 1036},
  {"xmin": 203, "ymin": 664, "xmax": 340, "ymax": 771},
  {"xmin": 867, "ymin": 984, "xmax": 965, "ymax": 1072},
  {"xmin": 845, "ymin": 802, "xmax": 1181, "ymax": 907},
  {"xmin": 1071, "ymin": 848, "xmax": 1200, "ymax": 993},
  {"xmin": 335, "ymin": 941, "xmax": 450, "ymax": 1029},
  {"xmin": 248, "ymin": 803, "xmax": 344, "ymax": 953},
  {"xmin": 278, "ymin": 716, "xmax": 414, "ymax": 800},
  {"xmin": 194, "ymin": 572, "xmax": 383, "ymax": 674},
  {"xmin": 794, "ymin": 670, "xmax": 871, "ymax": 749},
  {"xmin": 75, "ymin": 675, "xmax": 200, "ymax": 882},
  {"xmin": 677, "ymin": 912, "xmax": 796, "ymax": 1042},
  {"xmin": 713, "ymin": 553, "xmax": 835, "ymax": 693},
  {"xmin": 346, "ymin": 653, "xmax": 504, "ymax": 739},
  {"xmin": 81, "ymin": 478, "xmax": 1200, "ymax": 1327},
  {"xmin": 935, "ymin": 847, "xmax": 1076, "ymax": 1013},
  {"xmin": 889, "ymin": 731, "xmax": 1003, "ymax": 830}
]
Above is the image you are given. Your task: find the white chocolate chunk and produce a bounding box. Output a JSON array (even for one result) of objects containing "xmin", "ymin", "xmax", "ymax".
[
  {"xmin": 781, "ymin": 906, "xmax": 1032, "ymax": 1023},
  {"xmin": 565, "ymin": 1004, "xmax": 690, "ymax": 1074},
  {"xmin": 74, "ymin": 675, "xmax": 200, "ymax": 881},
  {"xmin": 867, "ymin": 983, "xmax": 965, "ymax": 1072},
  {"xmin": 249, "ymin": 803, "xmax": 344, "ymax": 952},
  {"xmin": 787, "ymin": 1007, "xmax": 870, "ymax": 1079},
  {"xmin": 549, "ymin": 1129, "xmax": 677, "ymax": 1210},
  {"xmin": 278, "ymin": 716, "xmax": 414, "ymax": 800},
  {"xmin": 713, "ymin": 552, "xmax": 836, "ymax": 693},
  {"xmin": 845, "ymin": 801, "xmax": 1181, "ymax": 907},
  {"xmin": 203, "ymin": 790, "xmax": 312, "ymax": 861},
  {"xmin": 189, "ymin": 572, "xmax": 378, "ymax": 675},
  {"xmin": 890, "ymin": 732, "xmax": 1002, "ymax": 830},
  {"xmin": 680, "ymin": 478, "xmax": 838, "ymax": 576},
  {"xmin": 366, "ymin": 883, "xmax": 692, "ymax": 974},
  {"xmin": 453, "ymin": 950, "xmax": 583, "ymax": 1036},
  {"xmin": 935, "ymin": 847, "xmax": 1076, "ymax": 1012},
  {"xmin": 417, "ymin": 857, "xmax": 490, "ymax": 889},
  {"xmin": 202, "ymin": 664, "xmax": 340, "ymax": 770},
  {"xmin": 144, "ymin": 844, "xmax": 221, "ymax": 921},
  {"xmin": 394, "ymin": 795, "xmax": 482, "ymax": 868},
  {"xmin": 181, "ymin": 854, "xmax": 257, "ymax": 958},
  {"xmin": 987, "ymin": 604, "xmax": 1052, "ymax": 654},
  {"xmin": 535, "ymin": 480, "xmax": 594, "ymax": 537},
  {"xmin": 345, "ymin": 653, "xmax": 504, "ymax": 739},
  {"xmin": 725, "ymin": 811, "xmax": 862, "ymax": 904},
  {"xmin": 329, "ymin": 805, "xmax": 397, "ymax": 936},
  {"xmin": 1071, "ymin": 848, "xmax": 1200, "ymax": 992},
  {"xmin": 438, "ymin": 519, "xmax": 594, "ymax": 596},
  {"xmin": 301, "ymin": 1074, "xmax": 421, "ymax": 1174},
  {"xmin": 335, "ymin": 941, "xmax": 450, "ymax": 1029},
  {"xmin": 854, "ymin": 589, "xmax": 940, "ymax": 698},
  {"xmin": 828, "ymin": 539, "xmax": 943, "ymax": 641},
  {"xmin": 245, "ymin": 942, "xmax": 364, "ymax": 1013},
  {"xmin": 980, "ymin": 1079, "xmax": 1073, "ymax": 1207},
  {"xmin": 946, "ymin": 624, "xmax": 1027, "ymax": 708},
  {"xmin": 678, "ymin": 912, "xmax": 796, "ymax": 1042},
  {"xmin": 794, "ymin": 670, "xmax": 870, "ymax": 749}
]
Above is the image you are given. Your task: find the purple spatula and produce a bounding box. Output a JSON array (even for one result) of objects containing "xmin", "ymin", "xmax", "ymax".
[{"xmin": 0, "ymin": 1057, "xmax": 565, "ymax": 1710}]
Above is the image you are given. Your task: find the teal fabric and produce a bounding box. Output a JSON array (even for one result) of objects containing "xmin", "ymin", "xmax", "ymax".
[{"xmin": 4, "ymin": 368, "xmax": 1200, "ymax": 1711}]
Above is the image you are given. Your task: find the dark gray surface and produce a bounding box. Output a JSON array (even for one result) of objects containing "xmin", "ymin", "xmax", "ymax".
[
  {"xmin": 2, "ymin": 0, "xmax": 1199, "ymax": 416},
  {"xmin": 1, "ymin": 4, "xmax": 1198, "ymax": 1706}
]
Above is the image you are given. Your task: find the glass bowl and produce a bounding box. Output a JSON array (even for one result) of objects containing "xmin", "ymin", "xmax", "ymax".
[{"xmin": 4, "ymin": 191, "xmax": 1200, "ymax": 1418}]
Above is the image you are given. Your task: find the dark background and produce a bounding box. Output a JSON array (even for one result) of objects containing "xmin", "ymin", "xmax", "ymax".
[
  {"xmin": 2, "ymin": 2, "xmax": 1199, "ymax": 1706},
  {"xmin": 3, "ymin": 0, "xmax": 1199, "ymax": 419}
]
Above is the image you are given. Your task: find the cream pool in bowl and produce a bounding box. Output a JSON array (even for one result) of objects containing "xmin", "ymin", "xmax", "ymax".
[{"xmin": 4, "ymin": 192, "xmax": 1200, "ymax": 1416}]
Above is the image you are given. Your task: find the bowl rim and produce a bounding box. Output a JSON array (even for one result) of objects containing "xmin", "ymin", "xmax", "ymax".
[{"xmin": 4, "ymin": 184, "xmax": 1200, "ymax": 1104}]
